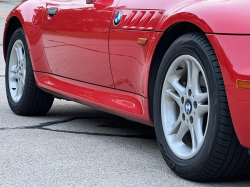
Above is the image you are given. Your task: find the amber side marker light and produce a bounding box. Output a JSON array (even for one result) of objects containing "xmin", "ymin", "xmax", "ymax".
[
  {"xmin": 137, "ymin": 38, "xmax": 148, "ymax": 45},
  {"xmin": 236, "ymin": 80, "xmax": 250, "ymax": 90}
]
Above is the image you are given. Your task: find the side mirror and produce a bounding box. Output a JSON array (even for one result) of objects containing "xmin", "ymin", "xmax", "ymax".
[{"xmin": 86, "ymin": 0, "xmax": 96, "ymax": 4}]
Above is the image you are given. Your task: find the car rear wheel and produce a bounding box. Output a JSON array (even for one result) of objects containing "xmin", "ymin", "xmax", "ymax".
[
  {"xmin": 5, "ymin": 28, "xmax": 54, "ymax": 116},
  {"xmin": 153, "ymin": 32, "xmax": 250, "ymax": 181}
]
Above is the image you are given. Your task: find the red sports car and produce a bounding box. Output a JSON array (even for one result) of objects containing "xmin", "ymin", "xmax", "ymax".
[{"xmin": 3, "ymin": 0, "xmax": 250, "ymax": 181}]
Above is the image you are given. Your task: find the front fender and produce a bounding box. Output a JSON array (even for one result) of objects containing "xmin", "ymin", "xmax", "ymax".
[
  {"xmin": 156, "ymin": 0, "xmax": 250, "ymax": 34},
  {"xmin": 3, "ymin": 0, "xmax": 51, "ymax": 73}
]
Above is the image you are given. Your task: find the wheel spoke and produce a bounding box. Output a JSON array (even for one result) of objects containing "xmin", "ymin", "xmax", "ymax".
[
  {"xmin": 196, "ymin": 92, "xmax": 208, "ymax": 103},
  {"xmin": 169, "ymin": 114, "xmax": 182, "ymax": 135},
  {"xmin": 15, "ymin": 47, "xmax": 24, "ymax": 63},
  {"xmin": 10, "ymin": 65, "xmax": 18, "ymax": 73},
  {"xmin": 174, "ymin": 122, "xmax": 188, "ymax": 142},
  {"xmin": 193, "ymin": 117, "xmax": 204, "ymax": 144},
  {"xmin": 186, "ymin": 60, "xmax": 192, "ymax": 88},
  {"xmin": 15, "ymin": 81, "xmax": 20, "ymax": 97},
  {"xmin": 191, "ymin": 63, "xmax": 200, "ymax": 93},
  {"xmin": 190, "ymin": 127, "xmax": 197, "ymax": 152},
  {"xmin": 16, "ymin": 80, "xmax": 24, "ymax": 96},
  {"xmin": 168, "ymin": 77, "xmax": 185, "ymax": 96},
  {"xmin": 197, "ymin": 104, "xmax": 208, "ymax": 116},
  {"xmin": 186, "ymin": 60, "xmax": 200, "ymax": 91},
  {"xmin": 9, "ymin": 74, "xmax": 18, "ymax": 81},
  {"xmin": 166, "ymin": 89, "xmax": 181, "ymax": 107}
]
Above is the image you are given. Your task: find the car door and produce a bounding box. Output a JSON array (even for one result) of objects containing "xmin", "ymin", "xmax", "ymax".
[
  {"xmin": 41, "ymin": 0, "xmax": 120, "ymax": 88},
  {"xmin": 109, "ymin": 1, "xmax": 165, "ymax": 96}
]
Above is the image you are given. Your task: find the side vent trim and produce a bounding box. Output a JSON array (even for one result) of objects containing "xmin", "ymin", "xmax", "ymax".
[{"xmin": 111, "ymin": 9, "xmax": 165, "ymax": 31}]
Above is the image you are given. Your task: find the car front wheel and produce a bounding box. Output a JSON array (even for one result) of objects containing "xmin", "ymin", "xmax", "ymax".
[
  {"xmin": 5, "ymin": 28, "xmax": 54, "ymax": 116},
  {"xmin": 154, "ymin": 32, "xmax": 250, "ymax": 181}
]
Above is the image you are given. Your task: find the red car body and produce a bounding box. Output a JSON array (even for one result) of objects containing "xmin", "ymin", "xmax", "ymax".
[{"xmin": 3, "ymin": 0, "xmax": 250, "ymax": 149}]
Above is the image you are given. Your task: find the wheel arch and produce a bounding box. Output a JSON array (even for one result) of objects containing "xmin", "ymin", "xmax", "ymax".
[
  {"xmin": 148, "ymin": 22, "xmax": 204, "ymax": 121},
  {"xmin": 3, "ymin": 1, "xmax": 51, "ymax": 73},
  {"xmin": 3, "ymin": 16, "xmax": 23, "ymax": 62}
]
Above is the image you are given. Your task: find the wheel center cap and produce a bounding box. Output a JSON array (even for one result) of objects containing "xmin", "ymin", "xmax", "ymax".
[{"xmin": 185, "ymin": 100, "xmax": 192, "ymax": 115}]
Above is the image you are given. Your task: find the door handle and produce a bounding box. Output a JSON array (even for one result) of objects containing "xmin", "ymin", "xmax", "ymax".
[{"xmin": 47, "ymin": 8, "xmax": 58, "ymax": 16}]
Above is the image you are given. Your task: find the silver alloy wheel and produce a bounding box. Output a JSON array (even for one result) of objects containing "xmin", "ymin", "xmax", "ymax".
[
  {"xmin": 161, "ymin": 55, "xmax": 210, "ymax": 160},
  {"xmin": 8, "ymin": 39, "xmax": 26, "ymax": 102}
]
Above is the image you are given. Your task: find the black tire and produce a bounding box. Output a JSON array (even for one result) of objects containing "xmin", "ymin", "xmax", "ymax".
[
  {"xmin": 5, "ymin": 27, "xmax": 54, "ymax": 116},
  {"xmin": 153, "ymin": 32, "xmax": 250, "ymax": 181}
]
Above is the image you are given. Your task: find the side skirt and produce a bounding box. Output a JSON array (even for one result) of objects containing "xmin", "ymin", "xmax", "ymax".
[{"xmin": 34, "ymin": 72, "xmax": 153, "ymax": 126}]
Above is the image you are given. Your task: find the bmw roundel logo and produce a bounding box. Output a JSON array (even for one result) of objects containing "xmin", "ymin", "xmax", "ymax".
[
  {"xmin": 114, "ymin": 11, "xmax": 123, "ymax": 26},
  {"xmin": 186, "ymin": 103, "xmax": 190, "ymax": 112},
  {"xmin": 185, "ymin": 100, "xmax": 192, "ymax": 115}
]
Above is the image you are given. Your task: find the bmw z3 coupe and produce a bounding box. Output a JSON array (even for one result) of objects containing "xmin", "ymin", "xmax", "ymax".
[{"xmin": 3, "ymin": 0, "xmax": 250, "ymax": 181}]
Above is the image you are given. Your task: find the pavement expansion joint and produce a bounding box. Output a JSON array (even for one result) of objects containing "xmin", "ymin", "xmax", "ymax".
[{"xmin": 0, "ymin": 117, "xmax": 156, "ymax": 139}]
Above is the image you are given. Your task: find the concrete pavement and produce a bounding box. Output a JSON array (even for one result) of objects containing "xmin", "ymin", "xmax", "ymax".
[{"xmin": 1, "ymin": 1, "xmax": 250, "ymax": 186}]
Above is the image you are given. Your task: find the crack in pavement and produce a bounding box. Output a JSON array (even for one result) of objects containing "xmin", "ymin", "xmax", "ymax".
[{"xmin": 0, "ymin": 117, "xmax": 156, "ymax": 139}]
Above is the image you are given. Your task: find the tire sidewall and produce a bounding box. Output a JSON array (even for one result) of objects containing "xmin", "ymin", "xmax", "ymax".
[
  {"xmin": 154, "ymin": 35, "xmax": 219, "ymax": 178},
  {"xmin": 5, "ymin": 28, "xmax": 32, "ymax": 112}
]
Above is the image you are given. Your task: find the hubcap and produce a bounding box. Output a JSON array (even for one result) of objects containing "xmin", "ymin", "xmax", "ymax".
[
  {"xmin": 161, "ymin": 55, "xmax": 210, "ymax": 160},
  {"xmin": 8, "ymin": 40, "xmax": 26, "ymax": 102}
]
